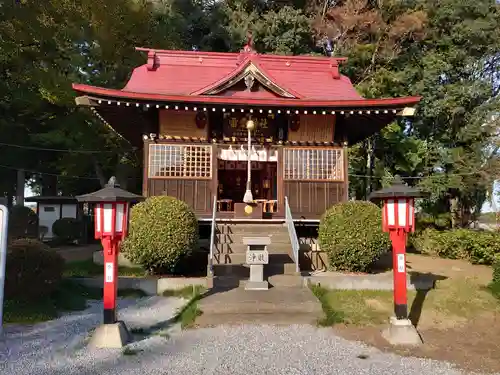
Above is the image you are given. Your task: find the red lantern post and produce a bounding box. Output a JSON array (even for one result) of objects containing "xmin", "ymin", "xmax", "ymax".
[
  {"xmin": 94, "ymin": 201, "xmax": 130, "ymax": 324},
  {"xmin": 77, "ymin": 177, "xmax": 143, "ymax": 346},
  {"xmin": 370, "ymin": 176, "xmax": 428, "ymax": 345},
  {"xmin": 381, "ymin": 197, "xmax": 415, "ymax": 319}
]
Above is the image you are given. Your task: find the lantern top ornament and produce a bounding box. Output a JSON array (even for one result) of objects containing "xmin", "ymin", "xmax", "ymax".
[
  {"xmin": 369, "ymin": 175, "xmax": 429, "ymax": 201},
  {"xmin": 76, "ymin": 176, "xmax": 144, "ymax": 203}
]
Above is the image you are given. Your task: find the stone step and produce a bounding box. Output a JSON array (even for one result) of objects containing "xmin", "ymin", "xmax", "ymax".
[
  {"xmin": 211, "ymin": 274, "xmax": 303, "ymax": 288},
  {"xmin": 214, "ymin": 243, "xmax": 292, "ymax": 254},
  {"xmin": 216, "ymin": 224, "xmax": 288, "ymax": 235},
  {"xmin": 212, "ymin": 252, "xmax": 294, "ymax": 265},
  {"xmin": 194, "ymin": 312, "xmax": 318, "ymax": 327},
  {"xmin": 211, "ymin": 262, "xmax": 298, "ymax": 277},
  {"xmin": 198, "ymin": 286, "xmax": 321, "ymax": 315},
  {"xmin": 267, "ymin": 274, "xmax": 304, "ymax": 287},
  {"xmin": 215, "ymin": 233, "xmax": 291, "ymax": 243},
  {"xmin": 194, "ymin": 285, "xmax": 323, "ymax": 327}
]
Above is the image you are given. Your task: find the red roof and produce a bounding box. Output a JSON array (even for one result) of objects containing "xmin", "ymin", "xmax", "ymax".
[
  {"xmin": 73, "ymin": 47, "xmax": 420, "ymax": 108},
  {"xmin": 123, "ymin": 48, "xmax": 360, "ymax": 100}
]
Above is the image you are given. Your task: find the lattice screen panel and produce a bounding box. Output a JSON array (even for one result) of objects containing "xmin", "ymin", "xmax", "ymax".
[
  {"xmin": 283, "ymin": 148, "xmax": 343, "ymax": 181},
  {"xmin": 148, "ymin": 144, "xmax": 212, "ymax": 178}
]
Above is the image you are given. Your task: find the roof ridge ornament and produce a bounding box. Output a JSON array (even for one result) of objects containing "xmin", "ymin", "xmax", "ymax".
[
  {"xmin": 147, "ymin": 51, "xmax": 159, "ymax": 71},
  {"xmin": 241, "ymin": 31, "xmax": 256, "ymax": 54},
  {"xmin": 106, "ymin": 176, "xmax": 120, "ymax": 188},
  {"xmin": 331, "ymin": 60, "xmax": 340, "ymax": 80}
]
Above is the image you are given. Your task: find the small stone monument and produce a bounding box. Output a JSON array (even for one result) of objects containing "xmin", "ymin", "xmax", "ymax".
[{"xmin": 243, "ymin": 236, "xmax": 270, "ymax": 290}]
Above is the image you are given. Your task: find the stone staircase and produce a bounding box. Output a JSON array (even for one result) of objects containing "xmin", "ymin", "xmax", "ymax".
[{"xmin": 210, "ymin": 222, "xmax": 300, "ymax": 287}]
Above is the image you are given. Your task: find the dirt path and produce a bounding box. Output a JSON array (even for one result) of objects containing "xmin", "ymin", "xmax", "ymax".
[
  {"xmin": 332, "ymin": 254, "xmax": 499, "ymax": 374},
  {"xmin": 405, "ymin": 253, "xmax": 493, "ymax": 285},
  {"xmin": 334, "ymin": 313, "xmax": 500, "ymax": 374}
]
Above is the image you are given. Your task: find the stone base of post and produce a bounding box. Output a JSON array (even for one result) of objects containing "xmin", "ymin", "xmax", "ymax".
[
  {"xmin": 382, "ymin": 317, "xmax": 422, "ymax": 346},
  {"xmin": 245, "ymin": 264, "xmax": 269, "ymax": 290},
  {"xmin": 88, "ymin": 321, "xmax": 131, "ymax": 349}
]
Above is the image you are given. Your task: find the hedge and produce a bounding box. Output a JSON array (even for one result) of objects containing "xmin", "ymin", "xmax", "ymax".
[
  {"xmin": 412, "ymin": 228, "xmax": 500, "ymax": 265},
  {"xmin": 5, "ymin": 238, "xmax": 64, "ymax": 302},
  {"xmin": 8, "ymin": 206, "xmax": 38, "ymax": 240},
  {"xmin": 318, "ymin": 201, "xmax": 390, "ymax": 272},
  {"xmin": 52, "ymin": 217, "xmax": 82, "ymax": 243},
  {"xmin": 120, "ymin": 196, "xmax": 199, "ymax": 274}
]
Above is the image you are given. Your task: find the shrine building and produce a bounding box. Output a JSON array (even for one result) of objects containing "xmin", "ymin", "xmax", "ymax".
[
  {"xmin": 72, "ymin": 40, "xmax": 421, "ymax": 275},
  {"xmin": 72, "ymin": 42, "xmax": 419, "ymax": 224}
]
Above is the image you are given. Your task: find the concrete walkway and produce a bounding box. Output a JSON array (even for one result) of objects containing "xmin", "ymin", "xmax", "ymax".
[{"xmin": 195, "ymin": 286, "xmax": 323, "ymax": 327}]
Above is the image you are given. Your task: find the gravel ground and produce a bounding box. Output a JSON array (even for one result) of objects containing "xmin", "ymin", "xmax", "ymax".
[{"xmin": 0, "ymin": 297, "xmax": 489, "ymax": 375}]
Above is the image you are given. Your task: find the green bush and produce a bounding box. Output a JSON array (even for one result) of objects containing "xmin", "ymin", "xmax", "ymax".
[
  {"xmin": 488, "ymin": 257, "xmax": 500, "ymax": 300},
  {"xmin": 52, "ymin": 217, "xmax": 82, "ymax": 243},
  {"xmin": 120, "ymin": 196, "xmax": 199, "ymax": 274},
  {"xmin": 492, "ymin": 257, "xmax": 500, "ymax": 285},
  {"xmin": 8, "ymin": 206, "xmax": 39, "ymax": 240},
  {"xmin": 318, "ymin": 201, "xmax": 390, "ymax": 273},
  {"xmin": 5, "ymin": 238, "xmax": 64, "ymax": 302},
  {"xmin": 413, "ymin": 228, "xmax": 500, "ymax": 265},
  {"xmin": 415, "ymin": 213, "xmax": 452, "ymax": 231}
]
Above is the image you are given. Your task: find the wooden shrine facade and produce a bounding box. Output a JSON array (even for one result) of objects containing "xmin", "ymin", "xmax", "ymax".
[
  {"xmin": 73, "ymin": 44, "xmax": 420, "ymax": 220},
  {"xmin": 142, "ymin": 107, "xmax": 348, "ymax": 219}
]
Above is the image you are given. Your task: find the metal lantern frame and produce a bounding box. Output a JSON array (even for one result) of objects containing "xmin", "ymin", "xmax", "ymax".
[
  {"xmin": 94, "ymin": 202, "xmax": 130, "ymax": 240},
  {"xmin": 76, "ymin": 177, "xmax": 143, "ymax": 240},
  {"xmin": 370, "ymin": 176, "xmax": 426, "ymax": 233},
  {"xmin": 382, "ymin": 197, "xmax": 415, "ymax": 233}
]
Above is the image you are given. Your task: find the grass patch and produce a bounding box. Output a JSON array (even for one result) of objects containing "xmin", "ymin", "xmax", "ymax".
[
  {"xmin": 162, "ymin": 285, "xmax": 205, "ymax": 299},
  {"xmin": 310, "ymin": 284, "xmax": 345, "ymax": 326},
  {"xmin": 487, "ymin": 281, "xmax": 500, "ymax": 301},
  {"xmin": 63, "ymin": 259, "xmax": 145, "ymax": 278},
  {"xmin": 313, "ymin": 277, "xmax": 500, "ymax": 327},
  {"xmin": 3, "ymin": 279, "xmax": 102, "ymax": 324},
  {"xmin": 172, "ymin": 286, "xmax": 206, "ymax": 329}
]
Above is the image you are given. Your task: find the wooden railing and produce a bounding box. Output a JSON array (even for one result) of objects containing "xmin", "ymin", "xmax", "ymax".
[
  {"xmin": 208, "ymin": 195, "xmax": 217, "ymax": 276},
  {"xmin": 284, "ymin": 196, "xmax": 300, "ymax": 273}
]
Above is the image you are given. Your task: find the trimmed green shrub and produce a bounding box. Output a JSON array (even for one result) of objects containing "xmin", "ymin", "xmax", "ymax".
[
  {"xmin": 488, "ymin": 256, "xmax": 500, "ymax": 300},
  {"xmin": 413, "ymin": 228, "xmax": 500, "ymax": 265},
  {"xmin": 492, "ymin": 257, "xmax": 500, "ymax": 285},
  {"xmin": 318, "ymin": 201, "xmax": 390, "ymax": 273},
  {"xmin": 5, "ymin": 238, "xmax": 64, "ymax": 302},
  {"xmin": 8, "ymin": 206, "xmax": 39, "ymax": 240},
  {"xmin": 120, "ymin": 196, "xmax": 199, "ymax": 274},
  {"xmin": 52, "ymin": 217, "xmax": 82, "ymax": 243}
]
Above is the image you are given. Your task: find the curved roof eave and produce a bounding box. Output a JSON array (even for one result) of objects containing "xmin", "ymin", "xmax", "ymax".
[{"xmin": 72, "ymin": 83, "xmax": 421, "ymax": 109}]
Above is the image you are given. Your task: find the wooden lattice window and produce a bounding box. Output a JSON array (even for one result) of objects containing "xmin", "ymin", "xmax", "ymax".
[
  {"xmin": 148, "ymin": 144, "xmax": 212, "ymax": 178},
  {"xmin": 283, "ymin": 148, "xmax": 343, "ymax": 181}
]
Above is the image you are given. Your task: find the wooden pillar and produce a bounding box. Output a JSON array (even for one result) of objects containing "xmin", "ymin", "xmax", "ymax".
[
  {"xmin": 343, "ymin": 141, "xmax": 349, "ymax": 201},
  {"xmin": 276, "ymin": 146, "xmax": 284, "ymax": 216},
  {"xmin": 142, "ymin": 140, "xmax": 150, "ymax": 197},
  {"xmin": 210, "ymin": 143, "xmax": 218, "ymax": 212}
]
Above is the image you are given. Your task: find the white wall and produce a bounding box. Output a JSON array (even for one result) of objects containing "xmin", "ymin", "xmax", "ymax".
[
  {"xmin": 38, "ymin": 203, "xmax": 78, "ymax": 239},
  {"xmin": 61, "ymin": 204, "xmax": 77, "ymax": 218},
  {"xmin": 38, "ymin": 204, "xmax": 61, "ymax": 239}
]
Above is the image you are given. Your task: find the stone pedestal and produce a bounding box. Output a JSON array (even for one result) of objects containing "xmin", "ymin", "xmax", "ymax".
[
  {"xmin": 243, "ymin": 236, "xmax": 271, "ymax": 291},
  {"xmin": 382, "ymin": 317, "xmax": 422, "ymax": 346},
  {"xmin": 88, "ymin": 321, "xmax": 131, "ymax": 349},
  {"xmin": 245, "ymin": 264, "xmax": 269, "ymax": 290}
]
